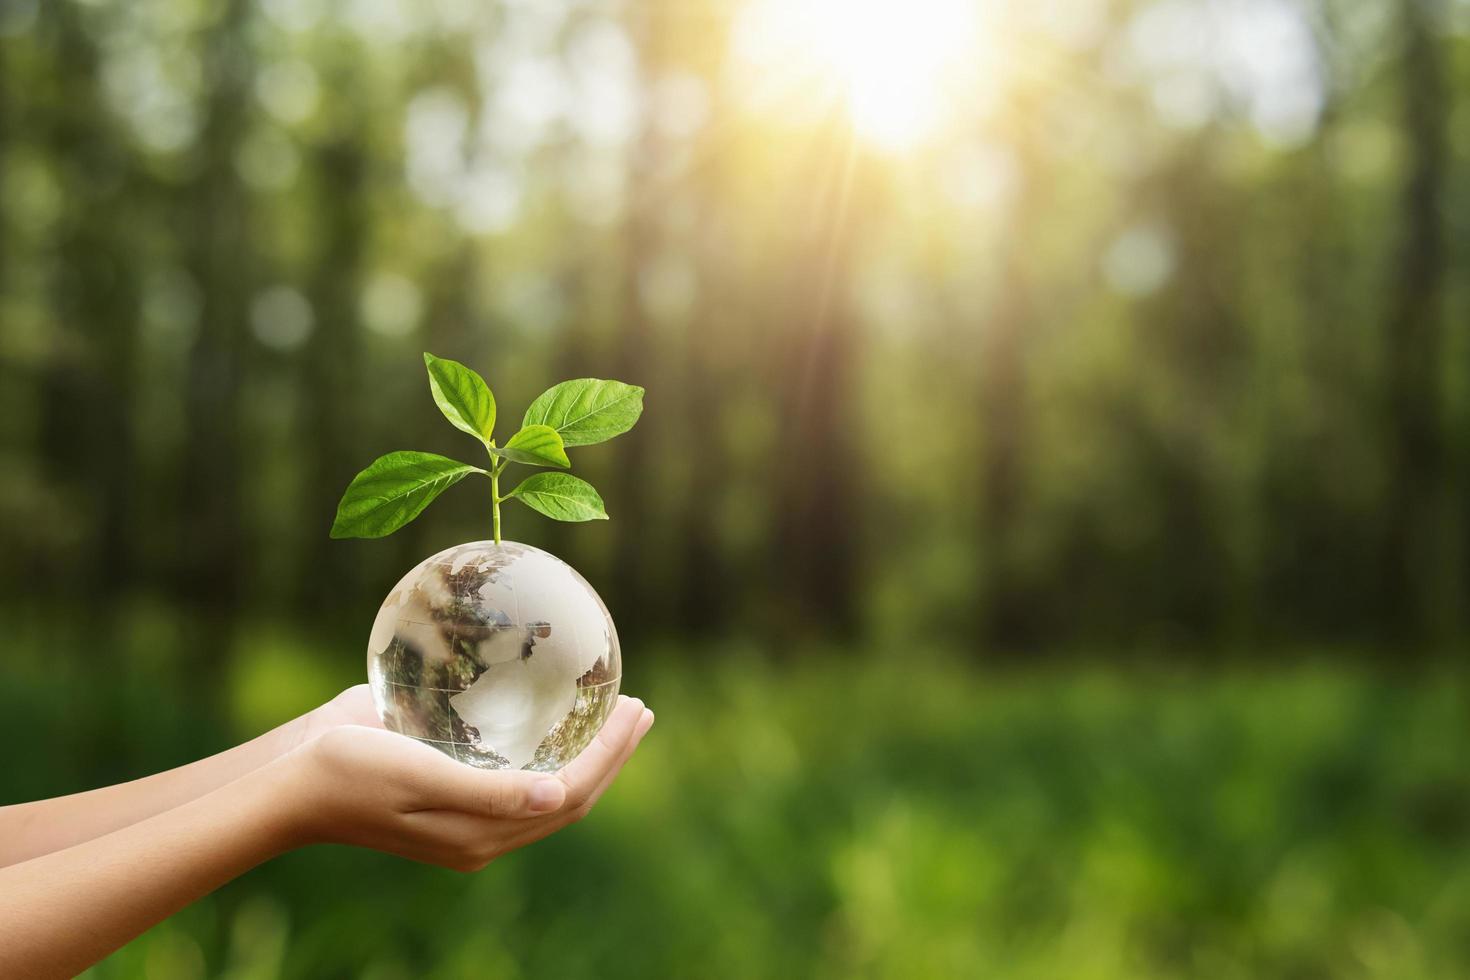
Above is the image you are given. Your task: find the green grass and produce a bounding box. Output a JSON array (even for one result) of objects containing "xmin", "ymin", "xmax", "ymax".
[{"xmin": 4, "ymin": 612, "xmax": 1468, "ymax": 978}]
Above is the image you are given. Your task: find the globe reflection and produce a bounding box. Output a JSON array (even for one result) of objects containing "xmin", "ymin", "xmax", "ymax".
[{"xmin": 367, "ymin": 541, "xmax": 621, "ymax": 771}]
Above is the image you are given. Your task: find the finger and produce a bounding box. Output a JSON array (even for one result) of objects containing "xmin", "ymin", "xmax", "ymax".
[
  {"xmin": 556, "ymin": 696, "xmax": 645, "ymax": 805},
  {"xmin": 498, "ymin": 709, "xmax": 654, "ymax": 851},
  {"xmin": 398, "ymin": 809, "xmax": 519, "ymax": 868},
  {"xmin": 536, "ymin": 705, "xmax": 652, "ymax": 834},
  {"xmin": 418, "ymin": 764, "xmax": 567, "ymax": 818},
  {"xmin": 580, "ymin": 707, "xmax": 653, "ymax": 811},
  {"xmin": 334, "ymin": 684, "xmax": 384, "ymax": 727},
  {"xmin": 406, "ymin": 707, "xmax": 652, "ymax": 862}
]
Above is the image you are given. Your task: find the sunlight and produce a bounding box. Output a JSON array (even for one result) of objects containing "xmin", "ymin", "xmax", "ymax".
[{"xmin": 734, "ymin": 0, "xmax": 983, "ymax": 151}]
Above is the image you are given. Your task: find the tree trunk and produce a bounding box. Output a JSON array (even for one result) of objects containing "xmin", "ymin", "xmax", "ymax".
[
  {"xmin": 978, "ymin": 136, "xmax": 1039, "ymax": 650},
  {"xmin": 302, "ymin": 103, "xmax": 369, "ymax": 611},
  {"xmin": 1382, "ymin": 0, "xmax": 1448, "ymax": 646},
  {"xmin": 773, "ymin": 124, "xmax": 863, "ymax": 639},
  {"xmin": 38, "ymin": 2, "xmax": 141, "ymax": 600},
  {"xmin": 606, "ymin": 1, "xmax": 665, "ymax": 634},
  {"xmin": 177, "ymin": 0, "xmax": 254, "ymax": 616}
]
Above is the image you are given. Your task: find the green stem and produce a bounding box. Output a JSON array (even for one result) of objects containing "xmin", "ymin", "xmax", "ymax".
[
  {"xmin": 491, "ymin": 462, "xmax": 502, "ymax": 545},
  {"xmin": 486, "ymin": 443, "xmax": 503, "ymax": 545}
]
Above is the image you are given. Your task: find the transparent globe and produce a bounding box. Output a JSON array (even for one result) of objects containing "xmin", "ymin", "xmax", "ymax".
[{"xmin": 366, "ymin": 540, "xmax": 621, "ymax": 771}]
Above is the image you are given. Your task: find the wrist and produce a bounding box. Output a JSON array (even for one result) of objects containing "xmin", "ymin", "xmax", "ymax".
[
  {"xmin": 275, "ymin": 695, "xmax": 348, "ymax": 755},
  {"xmin": 278, "ymin": 707, "xmax": 322, "ymax": 754},
  {"xmin": 246, "ymin": 748, "xmax": 323, "ymax": 853}
]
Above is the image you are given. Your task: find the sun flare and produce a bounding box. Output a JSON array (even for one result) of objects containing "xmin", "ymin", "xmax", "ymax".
[{"xmin": 734, "ymin": 0, "xmax": 983, "ymax": 151}]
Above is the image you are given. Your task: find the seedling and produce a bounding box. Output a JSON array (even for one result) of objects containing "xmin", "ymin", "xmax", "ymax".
[{"xmin": 331, "ymin": 353, "xmax": 643, "ymax": 544}]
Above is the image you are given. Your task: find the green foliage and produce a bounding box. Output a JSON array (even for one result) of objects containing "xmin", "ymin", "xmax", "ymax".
[
  {"xmin": 332, "ymin": 354, "xmax": 639, "ymax": 543},
  {"xmin": 522, "ymin": 379, "xmax": 645, "ymax": 447},
  {"xmin": 328, "ymin": 452, "xmax": 485, "ymax": 539},
  {"xmin": 5, "ymin": 621, "xmax": 1459, "ymax": 979},
  {"xmin": 491, "ymin": 424, "xmax": 572, "ymax": 469},
  {"xmin": 8, "ymin": 0, "xmax": 1469, "ymax": 646},
  {"xmin": 508, "ymin": 472, "xmax": 609, "ymax": 522},
  {"xmin": 423, "ymin": 353, "xmax": 496, "ymax": 446},
  {"xmin": 8, "ymin": 2, "xmax": 1470, "ymax": 971}
]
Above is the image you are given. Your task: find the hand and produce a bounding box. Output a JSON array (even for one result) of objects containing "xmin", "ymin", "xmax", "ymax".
[
  {"xmin": 0, "ymin": 694, "xmax": 654, "ymax": 976},
  {"xmin": 1, "ymin": 685, "xmax": 385, "ymax": 869},
  {"xmin": 273, "ymin": 695, "xmax": 653, "ymax": 871},
  {"xmin": 291, "ymin": 684, "xmax": 385, "ymax": 748}
]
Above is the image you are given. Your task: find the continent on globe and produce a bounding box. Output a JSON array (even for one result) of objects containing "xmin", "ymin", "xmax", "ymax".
[{"xmin": 367, "ymin": 541, "xmax": 622, "ymax": 771}]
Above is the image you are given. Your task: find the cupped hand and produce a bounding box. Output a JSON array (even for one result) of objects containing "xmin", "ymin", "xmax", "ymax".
[
  {"xmin": 272, "ymin": 695, "xmax": 653, "ymax": 871},
  {"xmin": 292, "ymin": 684, "xmax": 385, "ymax": 746}
]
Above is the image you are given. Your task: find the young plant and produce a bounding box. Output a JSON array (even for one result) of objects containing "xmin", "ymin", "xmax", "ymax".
[{"xmin": 330, "ymin": 353, "xmax": 643, "ymax": 544}]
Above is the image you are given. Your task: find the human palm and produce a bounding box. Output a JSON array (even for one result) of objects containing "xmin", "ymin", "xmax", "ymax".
[{"xmin": 282, "ymin": 694, "xmax": 653, "ymax": 870}]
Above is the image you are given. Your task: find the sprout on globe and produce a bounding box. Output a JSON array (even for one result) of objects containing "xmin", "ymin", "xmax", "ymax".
[{"xmin": 330, "ymin": 353, "xmax": 643, "ymax": 771}]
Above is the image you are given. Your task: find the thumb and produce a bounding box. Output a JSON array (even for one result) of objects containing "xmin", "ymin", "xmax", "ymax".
[{"xmin": 446, "ymin": 768, "xmax": 567, "ymax": 818}]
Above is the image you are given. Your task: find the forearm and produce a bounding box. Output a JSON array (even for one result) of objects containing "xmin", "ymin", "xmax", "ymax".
[
  {"xmin": 0, "ymin": 715, "xmax": 304, "ymax": 867},
  {"xmin": 0, "ymin": 762, "xmax": 298, "ymax": 979}
]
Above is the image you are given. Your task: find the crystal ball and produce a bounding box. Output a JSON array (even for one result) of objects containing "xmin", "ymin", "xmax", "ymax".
[{"xmin": 366, "ymin": 540, "xmax": 621, "ymax": 771}]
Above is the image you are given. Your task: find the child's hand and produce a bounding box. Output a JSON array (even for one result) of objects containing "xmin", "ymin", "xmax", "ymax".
[
  {"xmin": 292, "ymin": 684, "xmax": 385, "ymax": 747},
  {"xmin": 0, "ymin": 688, "xmax": 652, "ymax": 976},
  {"xmin": 273, "ymin": 696, "xmax": 652, "ymax": 871}
]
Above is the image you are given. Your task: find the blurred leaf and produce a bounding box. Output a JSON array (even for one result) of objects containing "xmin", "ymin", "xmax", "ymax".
[
  {"xmin": 424, "ymin": 352, "xmax": 496, "ymax": 445},
  {"xmin": 490, "ymin": 424, "xmax": 571, "ymax": 469},
  {"xmin": 522, "ymin": 379, "xmax": 644, "ymax": 447},
  {"xmin": 507, "ymin": 472, "xmax": 608, "ymax": 521},
  {"xmin": 330, "ymin": 451, "xmax": 485, "ymax": 538}
]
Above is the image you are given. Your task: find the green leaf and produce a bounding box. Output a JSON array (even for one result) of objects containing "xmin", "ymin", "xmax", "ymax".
[
  {"xmin": 330, "ymin": 451, "xmax": 486, "ymax": 539},
  {"xmin": 424, "ymin": 352, "xmax": 496, "ymax": 444},
  {"xmin": 490, "ymin": 424, "xmax": 571, "ymax": 469},
  {"xmin": 506, "ymin": 472, "xmax": 608, "ymax": 522},
  {"xmin": 521, "ymin": 378, "xmax": 644, "ymax": 447}
]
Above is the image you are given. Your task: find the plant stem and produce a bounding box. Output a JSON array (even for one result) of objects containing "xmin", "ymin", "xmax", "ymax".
[{"xmin": 490, "ymin": 461, "xmax": 502, "ymax": 545}]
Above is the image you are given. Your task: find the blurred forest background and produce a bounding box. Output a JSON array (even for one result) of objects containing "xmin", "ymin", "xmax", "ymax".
[{"xmin": 3, "ymin": 0, "xmax": 1470, "ymax": 976}]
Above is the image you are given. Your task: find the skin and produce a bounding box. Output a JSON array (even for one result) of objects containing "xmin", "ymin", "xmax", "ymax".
[{"xmin": 0, "ymin": 686, "xmax": 654, "ymax": 979}]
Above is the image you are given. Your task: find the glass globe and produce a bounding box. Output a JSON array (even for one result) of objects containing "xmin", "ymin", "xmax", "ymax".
[{"xmin": 366, "ymin": 540, "xmax": 621, "ymax": 771}]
